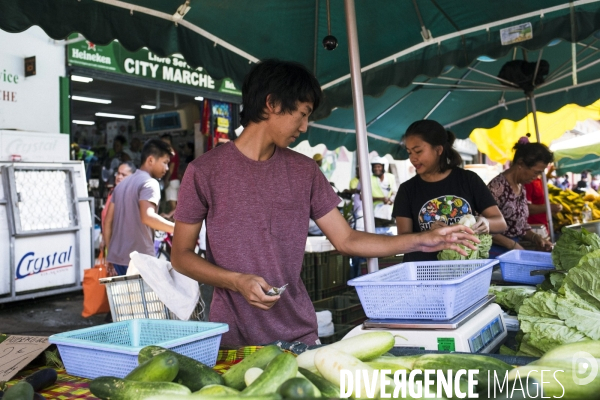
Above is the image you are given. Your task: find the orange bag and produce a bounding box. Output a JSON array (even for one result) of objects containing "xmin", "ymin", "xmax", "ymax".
[{"xmin": 81, "ymin": 253, "xmax": 111, "ymax": 318}]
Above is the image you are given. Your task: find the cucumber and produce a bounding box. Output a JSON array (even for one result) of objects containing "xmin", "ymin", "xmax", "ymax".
[
  {"xmin": 507, "ymin": 365, "xmax": 600, "ymax": 399},
  {"xmin": 314, "ymin": 347, "xmax": 381, "ymax": 399},
  {"xmin": 365, "ymin": 361, "xmax": 411, "ymax": 375},
  {"xmin": 368, "ymin": 355, "xmax": 421, "ymax": 370},
  {"xmin": 89, "ymin": 376, "xmax": 191, "ymax": 399},
  {"xmin": 137, "ymin": 345, "xmax": 223, "ymax": 391},
  {"xmin": 413, "ymin": 353, "xmax": 512, "ymax": 388},
  {"xmin": 241, "ymin": 353, "xmax": 298, "ymax": 396},
  {"xmin": 125, "ymin": 352, "xmax": 179, "ymax": 382},
  {"xmin": 23, "ymin": 368, "xmax": 58, "ymax": 391},
  {"xmin": 277, "ymin": 377, "xmax": 315, "ymax": 399},
  {"xmin": 222, "ymin": 345, "xmax": 282, "ymax": 390},
  {"xmin": 298, "ymin": 367, "xmax": 341, "ymax": 399},
  {"xmin": 194, "ymin": 384, "xmax": 240, "ymax": 396},
  {"xmin": 245, "ymin": 367, "xmax": 264, "ymax": 387},
  {"xmin": 146, "ymin": 395, "xmax": 283, "ymax": 400},
  {"xmin": 3, "ymin": 381, "xmax": 34, "ymax": 400},
  {"xmin": 295, "ymin": 371, "xmax": 321, "ymax": 397},
  {"xmin": 541, "ymin": 340, "xmax": 600, "ymax": 360},
  {"xmin": 296, "ymin": 331, "xmax": 394, "ymax": 371}
]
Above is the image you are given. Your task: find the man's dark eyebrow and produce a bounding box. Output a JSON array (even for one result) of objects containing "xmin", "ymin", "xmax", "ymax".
[{"xmin": 305, "ymin": 105, "xmax": 313, "ymax": 114}]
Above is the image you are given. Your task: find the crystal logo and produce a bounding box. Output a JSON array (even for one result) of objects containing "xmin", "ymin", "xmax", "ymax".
[
  {"xmin": 572, "ymin": 351, "xmax": 598, "ymax": 386},
  {"xmin": 16, "ymin": 246, "xmax": 73, "ymax": 280}
]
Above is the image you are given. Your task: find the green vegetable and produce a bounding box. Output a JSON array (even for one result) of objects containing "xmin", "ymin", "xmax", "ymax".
[
  {"xmin": 222, "ymin": 345, "xmax": 282, "ymax": 390},
  {"xmin": 313, "ymin": 347, "xmax": 380, "ymax": 399},
  {"xmin": 23, "ymin": 368, "xmax": 58, "ymax": 391},
  {"xmin": 125, "ymin": 352, "xmax": 179, "ymax": 382},
  {"xmin": 194, "ymin": 384, "xmax": 240, "ymax": 396},
  {"xmin": 412, "ymin": 353, "xmax": 512, "ymax": 389},
  {"xmin": 297, "ymin": 367, "xmax": 341, "ymax": 399},
  {"xmin": 541, "ymin": 339, "xmax": 600, "ymax": 359},
  {"xmin": 3, "ymin": 381, "xmax": 34, "ymax": 400},
  {"xmin": 437, "ymin": 233, "xmax": 492, "ymax": 260},
  {"xmin": 137, "ymin": 346, "xmax": 224, "ymax": 391},
  {"xmin": 367, "ymin": 355, "xmax": 421, "ymax": 370},
  {"xmin": 552, "ymin": 227, "xmax": 600, "ymax": 271},
  {"xmin": 241, "ymin": 353, "xmax": 298, "ymax": 396},
  {"xmin": 276, "ymin": 377, "xmax": 315, "ymax": 399},
  {"xmin": 244, "ymin": 367, "xmax": 263, "ymax": 387},
  {"xmin": 296, "ymin": 331, "xmax": 394, "ymax": 371},
  {"xmin": 488, "ymin": 285, "xmax": 535, "ymax": 313},
  {"xmin": 508, "ymin": 365, "xmax": 600, "ymax": 399},
  {"xmin": 89, "ymin": 377, "xmax": 191, "ymax": 399}
]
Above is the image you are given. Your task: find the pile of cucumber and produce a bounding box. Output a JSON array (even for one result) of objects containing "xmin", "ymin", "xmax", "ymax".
[
  {"xmin": 87, "ymin": 332, "xmax": 600, "ymax": 399},
  {"xmin": 1, "ymin": 368, "xmax": 58, "ymax": 400}
]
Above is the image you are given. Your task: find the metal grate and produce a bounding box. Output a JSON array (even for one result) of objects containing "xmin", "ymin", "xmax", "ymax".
[{"xmin": 13, "ymin": 169, "xmax": 77, "ymax": 231}]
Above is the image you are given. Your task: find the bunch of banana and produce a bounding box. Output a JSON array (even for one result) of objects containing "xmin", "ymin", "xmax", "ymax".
[{"xmin": 549, "ymin": 185, "xmax": 600, "ymax": 231}]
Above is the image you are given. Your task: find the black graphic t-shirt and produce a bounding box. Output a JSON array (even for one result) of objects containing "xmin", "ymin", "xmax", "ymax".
[{"xmin": 392, "ymin": 168, "xmax": 498, "ymax": 262}]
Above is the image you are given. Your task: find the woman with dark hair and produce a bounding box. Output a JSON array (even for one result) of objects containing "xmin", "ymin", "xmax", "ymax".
[
  {"xmin": 487, "ymin": 137, "xmax": 554, "ymax": 255},
  {"xmin": 393, "ymin": 120, "xmax": 507, "ymax": 262}
]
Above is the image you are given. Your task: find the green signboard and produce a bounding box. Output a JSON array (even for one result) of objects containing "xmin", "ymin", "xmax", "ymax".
[{"xmin": 67, "ymin": 39, "xmax": 241, "ymax": 97}]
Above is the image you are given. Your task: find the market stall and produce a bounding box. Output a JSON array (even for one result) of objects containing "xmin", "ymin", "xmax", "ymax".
[{"xmin": 0, "ymin": 130, "xmax": 93, "ymax": 303}]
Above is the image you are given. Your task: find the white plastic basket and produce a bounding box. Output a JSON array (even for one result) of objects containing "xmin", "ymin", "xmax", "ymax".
[
  {"xmin": 100, "ymin": 274, "xmax": 204, "ymax": 322},
  {"xmin": 496, "ymin": 250, "xmax": 554, "ymax": 285},
  {"xmin": 347, "ymin": 259, "xmax": 497, "ymax": 320}
]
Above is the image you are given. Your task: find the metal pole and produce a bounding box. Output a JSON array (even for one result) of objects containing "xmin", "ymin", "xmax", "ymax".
[
  {"xmin": 528, "ymin": 93, "xmax": 555, "ymax": 242},
  {"xmin": 344, "ymin": 0, "xmax": 378, "ymax": 273}
]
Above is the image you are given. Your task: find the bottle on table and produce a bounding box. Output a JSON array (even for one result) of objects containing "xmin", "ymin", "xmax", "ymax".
[{"xmin": 581, "ymin": 202, "xmax": 593, "ymax": 223}]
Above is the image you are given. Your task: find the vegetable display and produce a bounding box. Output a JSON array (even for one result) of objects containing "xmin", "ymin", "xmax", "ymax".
[
  {"xmin": 515, "ymin": 248, "xmax": 600, "ymax": 356},
  {"xmin": 86, "ymin": 333, "xmax": 600, "ymax": 399}
]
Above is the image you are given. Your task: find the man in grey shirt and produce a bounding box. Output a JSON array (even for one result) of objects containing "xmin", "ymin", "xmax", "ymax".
[{"xmin": 104, "ymin": 139, "xmax": 175, "ymax": 275}]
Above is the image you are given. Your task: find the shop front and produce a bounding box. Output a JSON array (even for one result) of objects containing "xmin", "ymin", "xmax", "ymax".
[{"xmin": 66, "ymin": 36, "xmax": 242, "ymax": 220}]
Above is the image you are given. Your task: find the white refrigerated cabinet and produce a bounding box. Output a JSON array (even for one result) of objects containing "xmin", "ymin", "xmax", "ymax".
[{"xmin": 0, "ymin": 130, "xmax": 93, "ymax": 302}]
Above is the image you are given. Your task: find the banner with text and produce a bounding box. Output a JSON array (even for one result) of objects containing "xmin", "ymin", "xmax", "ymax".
[{"xmin": 67, "ymin": 39, "xmax": 241, "ymax": 97}]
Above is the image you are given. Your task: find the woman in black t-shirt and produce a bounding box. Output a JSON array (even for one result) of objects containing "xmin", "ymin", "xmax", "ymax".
[{"xmin": 392, "ymin": 120, "xmax": 507, "ymax": 262}]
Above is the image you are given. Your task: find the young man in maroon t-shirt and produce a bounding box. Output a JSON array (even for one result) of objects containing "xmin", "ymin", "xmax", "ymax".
[{"xmin": 171, "ymin": 59, "xmax": 478, "ymax": 348}]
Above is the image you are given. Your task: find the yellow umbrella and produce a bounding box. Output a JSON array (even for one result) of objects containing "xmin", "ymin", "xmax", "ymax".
[{"xmin": 469, "ymin": 100, "xmax": 600, "ymax": 164}]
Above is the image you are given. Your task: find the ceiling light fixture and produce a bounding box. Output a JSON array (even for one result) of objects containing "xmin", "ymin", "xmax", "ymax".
[
  {"xmin": 72, "ymin": 95, "xmax": 112, "ymax": 104},
  {"xmin": 95, "ymin": 112, "xmax": 135, "ymax": 120},
  {"xmin": 71, "ymin": 75, "xmax": 94, "ymax": 83},
  {"xmin": 194, "ymin": 96, "xmax": 204, "ymax": 101},
  {"xmin": 72, "ymin": 120, "xmax": 95, "ymax": 125},
  {"xmin": 141, "ymin": 105, "xmax": 157, "ymax": 110}
]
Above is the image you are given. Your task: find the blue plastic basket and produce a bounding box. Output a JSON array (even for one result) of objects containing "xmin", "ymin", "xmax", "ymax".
[
  {"xmin": 496, "ymin": 250, "xmax": 554, "ymax": 285},
  {"xmin": 347, "ymin": 259, "xmax": 497, "ymax": 320},
  {"xmin": 49, "ymin": 319, "xmax": 228, "ymax": 379}
]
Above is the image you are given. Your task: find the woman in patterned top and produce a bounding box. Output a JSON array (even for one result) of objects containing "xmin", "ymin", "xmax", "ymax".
[{"xmin": 487, "ymin": 137, "xmax": 554, "ymax": 256}]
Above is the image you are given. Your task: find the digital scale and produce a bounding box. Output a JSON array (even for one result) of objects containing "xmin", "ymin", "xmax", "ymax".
[{"xmin": 343, "ymin": 295, "xmax": 507, "ymax": 353}]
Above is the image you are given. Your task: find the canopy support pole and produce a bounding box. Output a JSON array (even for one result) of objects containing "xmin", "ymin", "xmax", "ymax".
[
  {"xmin": 344, "ymin": 0, "xmax": 378, "ymax": 273},
  {"xmin": 528, "ymin": 93, "xmax": 556, "ymax": 242}
]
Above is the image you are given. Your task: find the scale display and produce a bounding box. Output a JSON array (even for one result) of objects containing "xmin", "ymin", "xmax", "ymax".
[{"xmin": 469, "ymin": 316, "xmax": 504, "ymax": 352}]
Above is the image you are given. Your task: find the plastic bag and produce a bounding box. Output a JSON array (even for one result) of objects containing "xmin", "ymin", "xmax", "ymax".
[{"xmin": 81, "ymin": 253, "xmax": 110, "ymax": 317}]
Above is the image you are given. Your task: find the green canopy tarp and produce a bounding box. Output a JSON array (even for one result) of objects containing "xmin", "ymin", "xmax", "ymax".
[
  {"xmin": 2, "ymin": 0, "xmax": 600, "ymax": 157},
  {"xmin": 555, "ymin": 137, "xmax": 600, "ymax": 175}
]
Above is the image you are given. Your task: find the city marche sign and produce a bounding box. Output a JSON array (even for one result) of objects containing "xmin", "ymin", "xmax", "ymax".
[{"xmin": 68, "ymin": 39, "xmax": 241, "ymax": 96}]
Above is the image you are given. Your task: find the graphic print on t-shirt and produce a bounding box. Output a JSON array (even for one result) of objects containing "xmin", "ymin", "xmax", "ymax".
[{"xmin": 418, "ymin": 195, "xmax": 472, "ymax": 230}]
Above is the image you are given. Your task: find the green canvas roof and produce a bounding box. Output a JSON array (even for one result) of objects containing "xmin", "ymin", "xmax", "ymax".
[{"xmin": 2, "ymin": 0, "xmax": 600, "ymax": 157}]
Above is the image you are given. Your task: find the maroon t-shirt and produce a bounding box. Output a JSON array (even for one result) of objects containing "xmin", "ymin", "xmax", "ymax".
[{"xmin": 174, "ymin": 142, "xmax": 340, "ymax": 347}]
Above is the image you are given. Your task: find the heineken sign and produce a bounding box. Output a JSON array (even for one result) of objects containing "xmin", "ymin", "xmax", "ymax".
[{"xmin": 68, "ymin": 40, "xmax": 241, "ymax": 96}]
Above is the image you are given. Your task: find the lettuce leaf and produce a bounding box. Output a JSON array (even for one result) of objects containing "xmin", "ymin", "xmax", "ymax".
[
  {"xmin": 488, "ymin": 285, "xmax": 535, "ymax": 313},
  {"xmin": 552, "ymin": 227, "xmax": 600, "ymax": 271}
]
